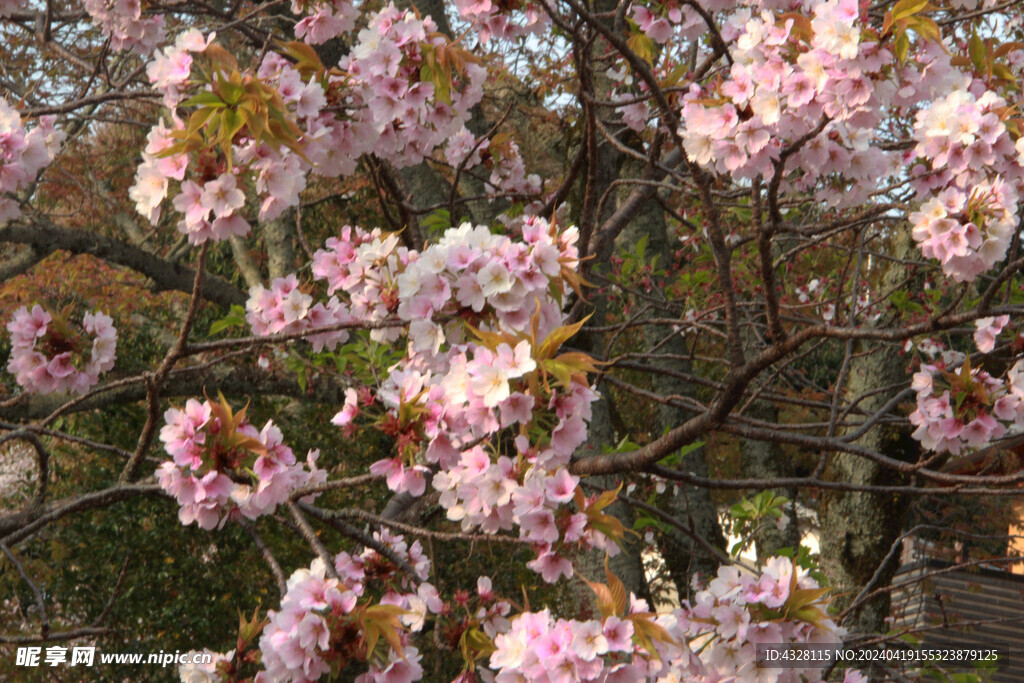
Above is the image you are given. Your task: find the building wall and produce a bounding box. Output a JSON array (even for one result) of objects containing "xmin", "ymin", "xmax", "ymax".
[{"xmin": 890, "ymin": 559, "xmax": 1024, "ymax": 683}]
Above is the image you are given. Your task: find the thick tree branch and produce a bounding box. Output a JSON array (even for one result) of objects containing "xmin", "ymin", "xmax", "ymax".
[{"xmin": 0, "ymin": 221, "xmax": 246, "ymax": 308}]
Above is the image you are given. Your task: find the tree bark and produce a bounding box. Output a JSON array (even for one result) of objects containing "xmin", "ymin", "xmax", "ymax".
[
  {"xmin": 615, "ymin": 177, "xmax": 726, "ymax": 600},
  {"xmin": 819, "ymin": 230, "xmax": 918, "ymax": 638}
]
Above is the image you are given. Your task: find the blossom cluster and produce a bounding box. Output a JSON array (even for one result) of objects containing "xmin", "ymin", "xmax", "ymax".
[
  {"xmin": 333, "ymin": 5, "xmax": 486, "ymax": 169},
  {"xmin": 246, "ymin": 274, "xmax": 352, "ymax": 352},
  {"xmin": 483, "ymin": 138, "xmax": 542, "ymax": 198},
  {"xmin": 974, "ymin": 315, "xmax": 1010, "ymax": 354},
  {"xmin": 442, "ymin": 125, "xmax": 544, "ymax": 203},
  {"xmin": 303, "ymin": 217, "xmax": 609, "ymax": 581},
  {"xmin": 909, "ymin": 360, "xmax": 1024, "ymax": 454},
  {"xmin": 6, "ymin": 305, "xmax": 117, "ymax": 394},
  {"xmin": 683, "ymin": 558, "xmax": 854, "ymax": 682},
  {"xmin": 910, "ymin": 90, "xmax": 1023, "ymax": 282},
  {"xmin": 249, "ymin": 551, "xmax": 864, "ymax": 682},
  {"xmin": 489, "ymin": 608, "xmax": 657, "ymax": 682},
  {"xmin": 171, "ymin": 172, "xmax": 253, "ymax": 245},
  {"xmin": 631, "ymin": 1, "xmax": 705, "ymax": 45},
  {"xmin": 131, "ymin": 76, "xmax": 261, "ymax": 244},
  {"xmin": 177, "ymin": 650, "xmax": 232, "ymax": 683},
  {"xmin": 157, "ymin": 398, "xmax": 325, "ymax": 528},
  {"xmin": 0, "ymin": 101, "xmax": 64, "ymax": 222},
  {"xmin": 292, "ymin": 0, "xmax": 356, "ymax": 45},
  {"xmin": 451, "ymin": 0, "xmax": 549, "ymax": 43},
  {"xmin": 133, "ymin": 5, "xmax": 485, "ymax": 240},
  {"xmin": 258, "ymin": 530, "xmax": 438, "ymax": 683},
  {"xmin": 82, "ymin": 0, "xmax": 166, "ymax": 54},
  {"xmin": 310, "ymin": 225, "xmax": 403, "ymax": 344},
  {"xmin": 444, "ymin": 127, "xmax": 488, "ymax": 170},
  {"xmin": 485, "ymin": 556, "xmax": 862, "ymax": 683},
  {"xmin": 630, "ymin": 0, "xmax": 1023, "ymax": 281},
  {"xmin": 146, "ymin": 29, "xmax": 214, "ymax": 108},
  {"xmin": 634, "ymin": 0, "xmax": 1024, "ymax": 281},
  {"xmin": 198, "ymin": 549, "xmax": 861, "ymax": 683},
  {"xmin": 677, "ymin": 0, "xmax": 902, "ymax": 195}
]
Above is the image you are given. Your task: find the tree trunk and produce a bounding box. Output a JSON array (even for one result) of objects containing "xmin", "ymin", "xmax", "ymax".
[
  {"xmin": 819, "ymin": 230, "xmax": 918, "ymax": 638},
  {"xmin": 613, "ymin": 165, "xmax": 727, "ymax": 601},
  {"xmin": 741, "ymin": 399, "xmax": 801, "ymax": 561}
]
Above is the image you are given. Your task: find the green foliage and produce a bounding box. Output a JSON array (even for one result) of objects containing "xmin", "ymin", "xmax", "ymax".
[
  {"xmin": 727, "ymin": 491, "xmax": 791, "ymax": 558},
  {"xmin": 657, "ymin": 440, "xmax": 703, "ymax": 468},
  {"xmin": 616, "ymin": 234, "xmax": 666, "ymax": 289},
  {"xmin": 209, "ymin": 304, "xmax": 247, "ymax": 335},
  {"xmin": 421, "ymin": 208, "xmax": 452, "ymax": 240},
  {"xmin": 890, "ymin": 289, "xmax": 926, "ymax": 314}
]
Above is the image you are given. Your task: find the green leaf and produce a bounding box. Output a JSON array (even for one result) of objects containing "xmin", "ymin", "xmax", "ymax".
[
  {"xmin": 542, "ymin": 358, "xmax": 575, "ymax": 389},
  {"xmin": 460, "ymin": 626, "xmax": 495, "ymax": 664},
  {"xmin": 284, "ymin": 356, "xmax": 307, "ymax": 392},
  {"xmin": 210, "ymin": 304, "xmax": 246, "ymax": 335},
  {"xmin": 661, "ymin": 62, "xmax": 689, "ymax": 88},
  {"xmin": 602, "ymin": 436, "xmax": 642, "ymax": 454},
  {"xmin": 626, "ymin": 32, "xmax": 655, "ymax": 65},
  {"xmin": 993, "ymin": 63, "xmax": 1017, "ymax": 83},
  {"xmin": 334, "ymin": 352, "xmax": 349, "ymax": 374},
  {"xmin": 635, "ymin": 234, "xmax": 647, "ymax": 260},
  {"xmin": 907, "ymin": 16, "xmax": 943, "ymax": 45},
  {"xmin": 890, "ymin": 289, "xmax": 924, "ymax": 313},
  {"xmin": 281, "ymin": 40, "xmax": 325, "ymax": 72},
  {"xmin": 632, "ymin": 515, "xmax": 661, "ymax": 531},
  {"xmin": 184, "ymin": 107, "xmax": 218, "ymax": 138},
  {"xmin": 420, "ymin": 63, "xmax": 435, "ymax": 88},
  {"xmin": 969, "ymin": 32, "xmax": 987, "ymax": 71},
  {"xmin": 629, "ymin": 613, "xmax": 677, "ymax": 659},
  {"xmin": 657, "ymin": 440, "xmax": 703, "ymax": 467},
  {"xmin": 363, "ymin": 604, "xmax": 408, "ymax": 658},
  {"xmin": 182, "ymin": 91, "xmax": 226, "ymax": 108},
  {"xmin": 238, "ymin": 104, "xmax": 265, "ymax": 139},
  {"xmin": 891, "ymin": 0, "xmax": 930, "ymax": 21},
  {"xmin": 421, "ymin": 208, "xmax": 451, "ymax": 236},
  {"xmin": 220, "ymin": 109, "xmax": 245, "ymax": 146},
  {"xmin": 220, "ymin": 81, "xmax": 244, "ymax": 106},
  {"xmin": 589, "ymin": 482, "xmax": 623, "ymax": 514},
  {"xmin": 537, "ymin": 314, "xmax": 591, "ymax": 360},
  {"xmin": 895, "ymin": 32, "xmax": 911, "ymax": 65}
]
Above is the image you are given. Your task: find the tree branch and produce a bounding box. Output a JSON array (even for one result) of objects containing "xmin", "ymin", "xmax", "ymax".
[{"xmin": 0, "ymin": 221, "xmax": 246, "ymax": 308}]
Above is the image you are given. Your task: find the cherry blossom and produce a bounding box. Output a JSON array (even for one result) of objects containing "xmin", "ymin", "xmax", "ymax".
[
  {"xmin": 157, "ymin": 397, "xmax": 326, "ymax": 528},
  {"xmin": 246, "ymin": 274, "xmax": 352, "ymax": 352},
  {"xmin": 293, "ymin": 0, "xmax": 356, "ymax": 45},
  {"xmin": 133, "ymin": 6, "xmax": 486, "ymax": 242},
  {"xmin": 177, "ymin": 650, "xmax": 232, "ymax": 683},
  {"xmin": 303, "ymin": 218, "xmax": 610, "ymax": 581},
  {"xmin": 71, "ymin": 2, "xmax": 1024, "ymax": 681},
  {"xmin": 484, "ymin": 556, "xmax": 860, "ymax": 683},
  {"xmin": 6, "ymin": 305, "xmax": 117, "ymax": 394},
  {"xmin": 258, "ymin": 531, "xmax": 436, "ymax": 683},
  {"xmin": 0, "ymin": 101, "xmax": 64, "ymax": 221},
  {"xmin": 910, "ymin": 360, "xmax": 1024, "ymax": 454},
  {"xmin": 975, "ymin": 315, "xmax": 1010, "ymax": 353},
  {"xmin": 452, "ymin": 0, "xmax": 549, "ymax": 43},
  {"xmin": 82, "ymin": 0, "xmax": 165, "ymax": 54}
]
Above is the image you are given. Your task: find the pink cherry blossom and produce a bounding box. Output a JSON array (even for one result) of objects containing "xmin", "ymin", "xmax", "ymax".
[
  {"xmin": 6, "ymin": 306, "xmax": 117, "ymax": 394},
  {"xmin": 157, "ymin": 398, "xmax": 326, "ymax": 526},
  {"xmin": 974, "ymin": 315, "xmax": 1010, "ymax": 353}
]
